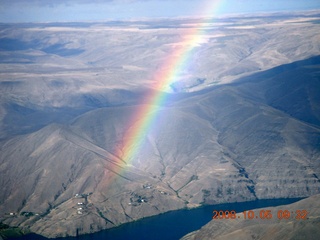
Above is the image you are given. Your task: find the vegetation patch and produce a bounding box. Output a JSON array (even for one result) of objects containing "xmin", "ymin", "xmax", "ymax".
[{"xmin": 0, "ymin": 222, "xmax": 30, "ymax": 239}]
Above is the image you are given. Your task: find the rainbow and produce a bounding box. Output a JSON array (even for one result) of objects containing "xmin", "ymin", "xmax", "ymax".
[{"xmin": 112, "ymin": 1, "xmax": 223, "ymax": 172}]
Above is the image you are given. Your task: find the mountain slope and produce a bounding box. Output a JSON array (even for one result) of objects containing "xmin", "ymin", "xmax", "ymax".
[
  {"xmin": 0, "ymin": 57, "xmax": 320, "ymax": 237},
  {"xmin": 181, "ymin": 194, "xmax": 320, "ymax": 240}
]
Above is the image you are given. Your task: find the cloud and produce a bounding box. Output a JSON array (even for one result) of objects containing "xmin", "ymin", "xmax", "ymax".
[
  {"xmin": 0, "ymin": 0, "xmax": 117, "ymax": 7},
  {"xmin": 0, "ymin": 0, "xmax": 157, "ymax": 6}
]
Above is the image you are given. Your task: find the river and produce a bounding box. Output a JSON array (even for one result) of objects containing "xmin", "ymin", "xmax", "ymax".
[{"xmin": 13, "ymin": 198, "xmax": 303, "ymax": 240}]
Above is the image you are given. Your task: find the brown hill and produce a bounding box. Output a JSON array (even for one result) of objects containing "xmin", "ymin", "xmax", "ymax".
[
  {"xmin": 0, "ymin": 56, "xmax": 319, "ymax": 237},
  {"xmin": 181, "ymin": 194, "xmax": 320, "ymax": 240}
]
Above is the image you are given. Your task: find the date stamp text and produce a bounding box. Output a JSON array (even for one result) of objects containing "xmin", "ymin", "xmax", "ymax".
[{"xmin": 212, "ymin": 210, "xmax": 308, "ymax": 220}]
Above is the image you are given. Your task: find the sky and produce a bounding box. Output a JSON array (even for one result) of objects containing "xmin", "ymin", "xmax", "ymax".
[{"xmin": 0, "ymin": 0, "xmax": 320, "ymax": 22}]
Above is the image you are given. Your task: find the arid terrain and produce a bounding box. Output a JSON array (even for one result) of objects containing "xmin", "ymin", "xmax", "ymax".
[
  {"xmin": 181, "ymin": 194, "xmax": 320, "ymax": 240},
  {"xmin": 0, "ymin": 11, "xmax": 320, "ymax": 238}
]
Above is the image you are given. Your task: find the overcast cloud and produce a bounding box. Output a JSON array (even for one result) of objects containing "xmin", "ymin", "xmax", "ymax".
[
  {"xmin": 1, "ymin": 0, "xmax": 144, "ymax": 5},
  {"xmin": 0, "ymin": 0, "xmax": 319, "ymax": 22}
]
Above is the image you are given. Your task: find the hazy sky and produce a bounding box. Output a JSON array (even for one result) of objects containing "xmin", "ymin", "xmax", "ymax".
[{"xmin": 1, "ymin": 0, "xmax": 320, "ymax": 22}]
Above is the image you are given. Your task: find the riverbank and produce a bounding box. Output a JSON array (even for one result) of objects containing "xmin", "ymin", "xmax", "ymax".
[{"xmin": 10, "ymin": 198, "xmax": 304, "ymax": 240}]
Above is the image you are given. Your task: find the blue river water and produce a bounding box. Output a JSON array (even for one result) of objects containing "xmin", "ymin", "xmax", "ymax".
[{"xmin": 13, "ymin": 198, "xmax": 302, "ymax": 240}]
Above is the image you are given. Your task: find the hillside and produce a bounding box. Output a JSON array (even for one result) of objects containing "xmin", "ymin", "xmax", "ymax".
[
  {"xmin": 181, "ymin": 194, "xmax": 320, "ymax": 240},
  {"xmin": 0, "ymin": 56, "xmax": 319, "ymax": 237},
  {"xmin": 1, "ymin": 12, "xmax": 320, "ymax": 141},
  {"xmin": 1, "ymin": 12, "xmax": 320, "ymax": 238}
]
